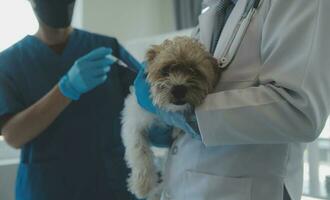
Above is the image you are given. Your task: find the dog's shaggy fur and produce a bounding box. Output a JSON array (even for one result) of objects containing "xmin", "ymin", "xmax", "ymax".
[{"xmin": 121, "ymin": 36, "xmax": 221, "ymax": 200}]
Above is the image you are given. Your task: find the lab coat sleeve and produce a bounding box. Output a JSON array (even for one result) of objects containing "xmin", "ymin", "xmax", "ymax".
[{"xmin": 196, "ymin": 0, "xmax": 330, "ymax": 146}]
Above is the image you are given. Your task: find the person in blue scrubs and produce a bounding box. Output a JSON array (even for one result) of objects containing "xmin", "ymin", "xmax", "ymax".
[{"xmin": 0, "ymin": 0, "xmax": 143, "ymax": 199}]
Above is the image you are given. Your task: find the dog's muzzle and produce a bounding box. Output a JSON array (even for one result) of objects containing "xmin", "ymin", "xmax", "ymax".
[{"xmin": 171, "ymin": 85, "xmax": 188, "ymax": 105}]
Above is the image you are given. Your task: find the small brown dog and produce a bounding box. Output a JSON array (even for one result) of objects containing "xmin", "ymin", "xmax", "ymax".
[{"xmin": 121, "ymin": 36, "xmax": 221, "ymax": 200}]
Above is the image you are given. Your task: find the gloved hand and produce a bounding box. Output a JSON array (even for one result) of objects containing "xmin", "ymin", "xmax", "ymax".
[
  {"xmin": 134, "ymin": 65, "xmax": 201, "ymax": 139},
  {"xmin": 157, "ymin": 109, "xmax": 201, "ymax": 140},
  {"xmin": 59, "ymin": 47, "xmax": 114, "ymax": 100}
]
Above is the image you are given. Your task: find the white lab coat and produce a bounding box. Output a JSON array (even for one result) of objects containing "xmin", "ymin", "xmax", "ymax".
[{"xmin": 161, "ymin": 0, "xmax": 330, "ymax": 200}]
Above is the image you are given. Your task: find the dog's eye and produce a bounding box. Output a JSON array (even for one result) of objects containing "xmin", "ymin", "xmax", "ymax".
[{"xmin": 161, "ymin": 66, "xmax": 170, "ymax": 76}]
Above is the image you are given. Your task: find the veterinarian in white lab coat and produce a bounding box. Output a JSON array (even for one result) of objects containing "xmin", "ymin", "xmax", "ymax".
[{"xmin": 134, "ymin": 0, "xmax": 330, "ymax": 199}]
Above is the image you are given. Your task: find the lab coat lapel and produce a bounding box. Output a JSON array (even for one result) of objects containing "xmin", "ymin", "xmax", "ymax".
[
  {"xmin": 213, "ymin": 0, "xmax": 248, "ymax": 58},
  {"xmin": 198, "ymin": 5, "xmax": 218, "ymax": 52}
]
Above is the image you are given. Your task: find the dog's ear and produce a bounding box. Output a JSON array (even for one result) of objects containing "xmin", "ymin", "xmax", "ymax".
[
  {"xmin": 146, "ymin": 39, "xmax": 173, "ymax": 65},
  {"xmin": 146, "ymin": 44, "xmax": 162, "ymax": 65}
]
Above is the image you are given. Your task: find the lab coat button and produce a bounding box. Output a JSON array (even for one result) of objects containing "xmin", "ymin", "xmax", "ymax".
[
  {"xmin": 172, "ymin": 145, "xmax": 178, "ymax": 155},
  {"xmin": 219, "ymin": 57, "xmax": 228, "ymax": 68}
]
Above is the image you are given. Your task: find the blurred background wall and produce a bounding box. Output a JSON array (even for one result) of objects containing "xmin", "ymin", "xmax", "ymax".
[{"xmin": 80, "ymin": 0, "xmax": 176, "ymax": 42}]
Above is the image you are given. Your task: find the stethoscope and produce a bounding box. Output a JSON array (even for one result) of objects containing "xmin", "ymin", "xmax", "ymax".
[
  {"xmin": 244, "ymin": 0, "xmax": 261, "ymax": 16},
  {"xmin": 217, "ymin": 0, "xmax": 262, "ymax": 68},
  {"xmin": 114, "ymin": 0, "xmax": 263, "ymax": 71}
]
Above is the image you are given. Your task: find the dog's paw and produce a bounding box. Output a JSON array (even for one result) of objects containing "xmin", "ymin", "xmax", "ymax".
[{"xmin": 127, "ymin": 169, "xmax": 159, "ymax": 199}]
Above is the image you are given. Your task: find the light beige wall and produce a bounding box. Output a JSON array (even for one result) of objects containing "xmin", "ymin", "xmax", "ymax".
[{"xmin": 81, "ymin": 0, "xmax": 175, "ymax": 42}]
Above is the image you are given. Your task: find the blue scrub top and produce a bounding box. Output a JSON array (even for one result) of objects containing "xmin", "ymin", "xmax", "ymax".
[{"xmin": 0, "ymin": 29, "xmax": 140, "ymax": 200}]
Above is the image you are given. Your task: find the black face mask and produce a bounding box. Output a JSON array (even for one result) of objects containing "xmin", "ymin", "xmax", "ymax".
[{"xmin": 33, "ymin": 0, "xmax": 76, "ymax": 28}]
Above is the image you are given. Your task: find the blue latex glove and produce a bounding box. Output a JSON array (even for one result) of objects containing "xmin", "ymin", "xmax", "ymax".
[
  {"xmin": 134, "ymin": 65, "xmax": 201, "ymax": 139},
  {"xmin": 157, "ymin": 109, "xmax": 201, "ymax": 140},
  {"xmin": 59, "ymin": 47, "xmax": 114, "ymax": 100}
]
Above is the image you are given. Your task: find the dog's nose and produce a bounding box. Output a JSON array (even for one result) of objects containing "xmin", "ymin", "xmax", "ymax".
[{"xmin": 171, "ymin": 85, "xmax": 187, "ymax": 100}]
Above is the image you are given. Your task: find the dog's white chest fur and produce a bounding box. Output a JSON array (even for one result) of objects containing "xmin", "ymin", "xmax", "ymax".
[{"xmin": 121, "ymin": 87, "xmax": 166, "ymax": 200}]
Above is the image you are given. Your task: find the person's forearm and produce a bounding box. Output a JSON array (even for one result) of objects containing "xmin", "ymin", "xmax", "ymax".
[{"xmin": 1, "ymin": 85, "xmax": 71, "ymax": 148}]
